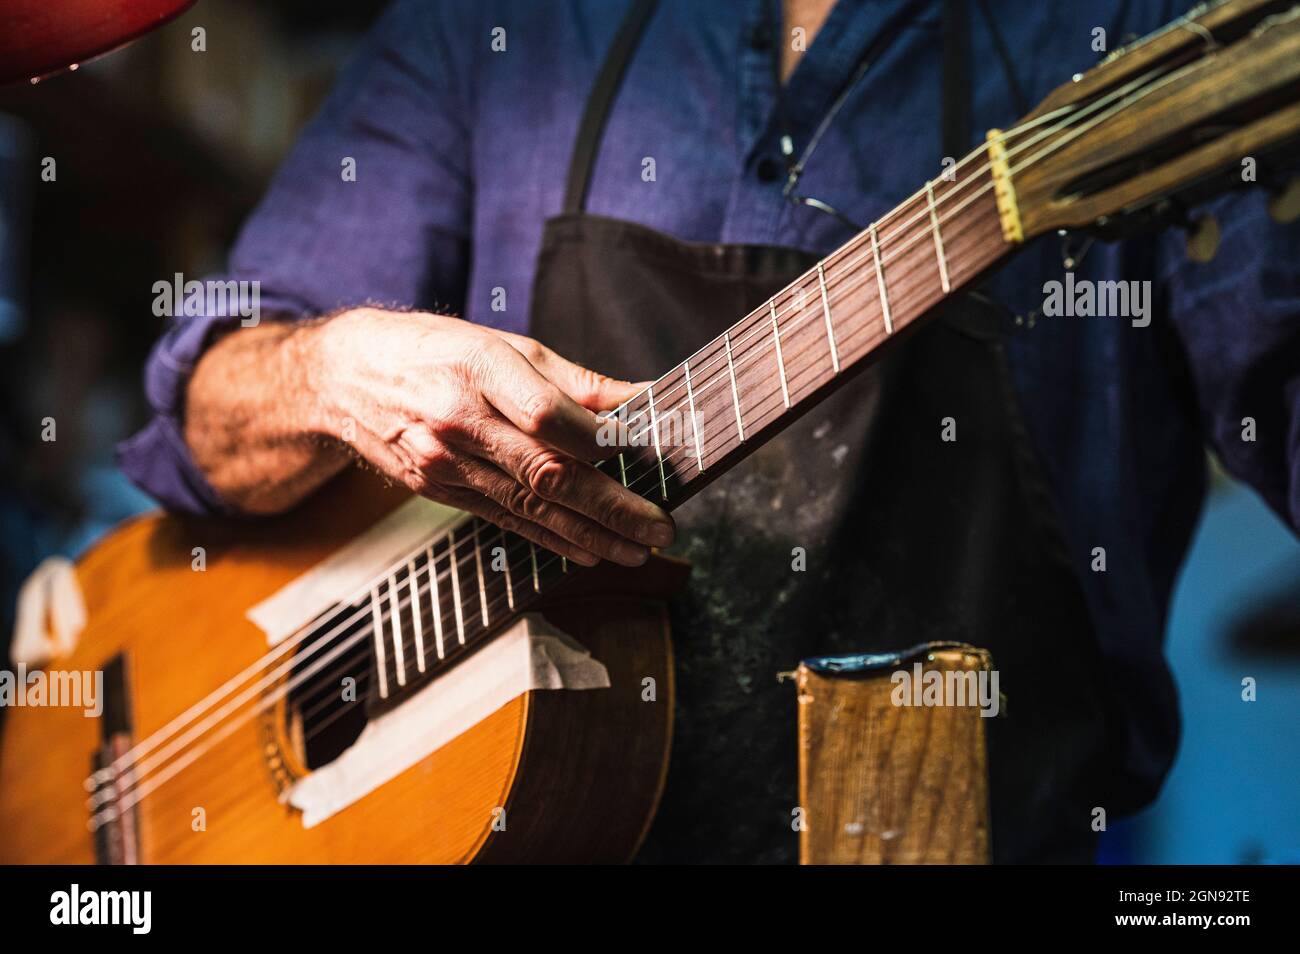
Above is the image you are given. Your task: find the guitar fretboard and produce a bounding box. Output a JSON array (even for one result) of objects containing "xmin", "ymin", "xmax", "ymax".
[{"xmin": 611, "ymin": 162, "xmax": 1009, "ymax": 506}]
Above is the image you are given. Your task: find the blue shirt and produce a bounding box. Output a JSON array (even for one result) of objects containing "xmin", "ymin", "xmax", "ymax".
[{"xmin": 118, "ymin": 0, "xmax": 1300, "ymax": 805}]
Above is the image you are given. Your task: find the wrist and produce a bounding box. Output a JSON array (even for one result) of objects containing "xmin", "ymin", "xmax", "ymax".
[{"xmin": 288, "ymin": 316, "xmax": 351, "ymax": 442}]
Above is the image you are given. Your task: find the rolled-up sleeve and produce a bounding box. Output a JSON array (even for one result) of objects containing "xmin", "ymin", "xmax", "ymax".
[
  {"xmin": 1160, "ymin": 187, "xmax": 1300, "ymax": 533},
  {"xmin": 117, "ymin": 0, "xmax": 473, "ymax": 515}
]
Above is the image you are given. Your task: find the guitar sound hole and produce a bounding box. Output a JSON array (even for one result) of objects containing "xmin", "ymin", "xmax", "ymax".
[{"xmin": 284, "ymin": 612, "xmax": 374, "ymax": 770}]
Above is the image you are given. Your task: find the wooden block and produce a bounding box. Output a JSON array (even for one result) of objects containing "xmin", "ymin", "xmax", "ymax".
[{"xmin": 796, "ymin": 644, "xmax": 993, "ymax": 864}]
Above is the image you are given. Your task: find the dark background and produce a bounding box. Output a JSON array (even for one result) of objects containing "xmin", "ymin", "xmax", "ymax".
[{"xmin": 0, "ymin": 0, "xmax": 389, "ymax": 628}]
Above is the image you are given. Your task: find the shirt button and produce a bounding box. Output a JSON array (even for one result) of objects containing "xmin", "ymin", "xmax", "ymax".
[{"xmin": 755, "ymin": 156, "xmax": 783, "ymax": 183}]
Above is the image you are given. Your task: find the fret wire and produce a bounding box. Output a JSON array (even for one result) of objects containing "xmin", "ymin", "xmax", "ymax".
[
  {"xmin": 618, "ymin": 451, "xmax": 628, "ymax": 486},
  {"xmin": 369, "ymin": 584, "xmax": 389, "ymax": 699},
  {"xmin": 683, "ymin": 359, "xmax": 705, "ymax": 471},
  {"xmin": 770, "ymin": 299, "xmax": 790, "ymax": 408},
  {"xmin": 386, "ymin": 573, "xmax": 407, "ymax": 687},
  {"xmin": 425, "ymin": 545, "xmax": 445, "ymax": 659},
  {"xmin": 868, "ymin": 223, "xmax": 894, "ymax": 335},
  {"xmin": 447, "ymin": 527, "xmax": 466, "ymax": 645},
  {"xmin": 925, "ymin": 180, "xmax": 951, "ymax": 293},
  {"xmin": 723, "ymin": 332, "xmax": 745, "ymax": 442},
  {"xmin": 529, "ymin": 541, "xmax": 541, "ymax": 592},
  {"xmin": 647, "ymin": 384, "xmax": 668, "ymax": 500},
  {"xmin": 471, "ymin": 520, "xmax": 490, "ymax": 627},
  {"xmin": 498, "ymin": 528, "xmax": 515, "ymax": 610},
  {"xmin": 816, "ymin": 263, "xmax": 840, "ymax": 373},
  {"xmin": 407, "ymin": 558, "xmax": 426, "ymax": 673}
]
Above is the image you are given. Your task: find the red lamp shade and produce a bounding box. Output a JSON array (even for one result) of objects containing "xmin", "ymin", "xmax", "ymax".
[{"xmin": 0, "ymin": 0, "xmax": 197, "ymax": 85}]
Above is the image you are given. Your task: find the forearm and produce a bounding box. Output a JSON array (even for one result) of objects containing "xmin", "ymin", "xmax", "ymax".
[
  {"xmin": 184, "ymin": 320, "xmax": 350, "ymax": 515},
  {"xmin": 176, "ymin": 307, "xmax": 672, "ymax": 566}
]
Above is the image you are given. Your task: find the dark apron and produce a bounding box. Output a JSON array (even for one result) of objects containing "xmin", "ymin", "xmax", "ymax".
[{"xmin": 528, "ymin": 0, "xmax": 1115, "ymax": 864}]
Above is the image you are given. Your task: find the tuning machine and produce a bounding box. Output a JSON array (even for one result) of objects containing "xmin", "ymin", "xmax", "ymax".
[
  {"xmin": 1184, "ymin": 214, "xmax": 1221, "ymax": 263},
  {"xmin": 1055, "ymin": 229, "xmax": 1095, "ymax": 270},
  {"xmin": 1267, "ymin": 176, "xmax": 1300, "ymax": 224}
]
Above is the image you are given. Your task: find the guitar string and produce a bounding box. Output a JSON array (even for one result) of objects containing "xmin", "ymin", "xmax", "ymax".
[
  {"xmin": 293, "ymin": 171, "xmax": 1010, "ymax": 723},
  {"xmin": 86, "ymin": 53, "xmax": 1197, "ymax": 807},
  {"xmin": 91, "ymin": 191, "xmax": 1018, "ymax": 821}
]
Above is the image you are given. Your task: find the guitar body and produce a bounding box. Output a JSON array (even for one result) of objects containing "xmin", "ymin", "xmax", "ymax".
[{"xmin": 0, "ymin": 470, "xmax": 687, "ymax": 863}]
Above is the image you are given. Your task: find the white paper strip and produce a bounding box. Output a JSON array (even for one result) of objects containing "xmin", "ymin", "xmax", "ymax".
[
  {"xmin": 286, "ymin": 613, "xmax": 609, "ymax": 828},
  {"xmin": 247, "ymin": 496, "xmax": 465, "ymax": 646}
]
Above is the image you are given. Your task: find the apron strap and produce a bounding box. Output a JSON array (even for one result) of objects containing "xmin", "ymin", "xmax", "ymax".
[
  {"xmin": 941, "ymin": 0, "xmax": 971, "ymax": 158},
  {"xmin": 562, "ymin": 0, "xmax": 661, "ymax": 215}
]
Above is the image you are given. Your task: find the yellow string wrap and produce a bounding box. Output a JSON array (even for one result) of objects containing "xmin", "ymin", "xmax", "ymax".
[{"xmin": 985, "ymin": 129, "xmax": 1025, "ymax": 244}]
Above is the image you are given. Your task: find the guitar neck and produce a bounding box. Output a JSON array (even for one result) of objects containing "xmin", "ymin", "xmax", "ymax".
[
  {"xmin": 357, "ymin": 157, "xmax": 1011, "ymax": 709},
  {"xmin": 609, "ymin": 159, "xmax": 1011, "ymax": 509}
]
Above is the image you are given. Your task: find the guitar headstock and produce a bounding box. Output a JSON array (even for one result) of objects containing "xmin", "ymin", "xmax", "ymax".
[{"xmin": 987, "ymin": 0, "xmax": 1300, "ymax": 244}]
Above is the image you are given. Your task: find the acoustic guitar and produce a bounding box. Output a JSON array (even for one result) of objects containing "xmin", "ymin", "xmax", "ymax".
[{"xmin": 2, "ymin": 0, "xmax": 1298, "ymax": 863}]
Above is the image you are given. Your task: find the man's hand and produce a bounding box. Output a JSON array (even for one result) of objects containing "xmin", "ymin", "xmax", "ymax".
[{"xmin": 184, "ymin": 309, "xmax": 674, "ymax": 567}]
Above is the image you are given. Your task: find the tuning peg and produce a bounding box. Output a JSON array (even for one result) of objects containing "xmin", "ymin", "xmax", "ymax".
[
  {"xmin": 1056, "ymin": 230, "xmax": 1094, "ymax": 270},
  {"xmin": 1268, "ymin": 177, "xmax": 1300, "ymax": 224},
  {"xmin": 1185, "ymin": 214, "xmax": 1220, "ymax": 263}
]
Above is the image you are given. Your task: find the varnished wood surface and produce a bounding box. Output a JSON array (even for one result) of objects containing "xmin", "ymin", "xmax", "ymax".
[
  {"xmin": 796, "ymin": 649, "xmax": 991, "ymax": 865},
  {"xmin": 1011, "ymin": 0, "xmax": 1300, "ymax": 238},
  {"xmin": 475, "ymin": 595, "xmax": 677, "ymax": 863},
  {"xmin": 0, "ymin": 468, "xmax": 687, "ymax": 863},
  {"xmin": 1025, "ymin": 0, "xmax": 1293, "ymax": 123}
]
